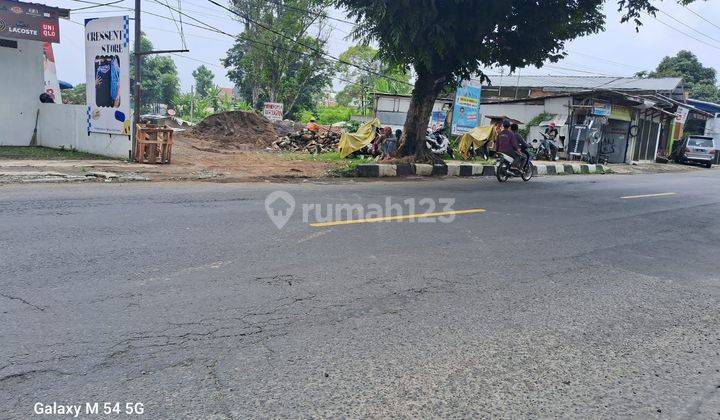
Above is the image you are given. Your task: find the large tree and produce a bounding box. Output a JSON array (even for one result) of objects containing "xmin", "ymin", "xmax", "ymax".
[
  {"xmin": 192, "ymin": 65, "xmax": 216, "ymax": 98},
  {"xmin": 131, "ymin": 34, "xmax": 180, "ymax": 112},
  {"xmin": 336, "ymin": 44, "xmax": 411, "ymax": 113},
  {"xmin": 644, "ymin": 50, "xmax": 719, "ymax": 102},
  {"xmin": 223, "ymin": 0, "xmax": 334, "ymax": 118},
  {"xmin": 332, "ymin": 0, "xmax": 696, "ymax": 161}
]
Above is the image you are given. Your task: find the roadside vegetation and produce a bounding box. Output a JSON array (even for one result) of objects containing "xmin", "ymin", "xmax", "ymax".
[{"xmin": 0, "ymin": 147, "xmax": 115, "ymax": 160}]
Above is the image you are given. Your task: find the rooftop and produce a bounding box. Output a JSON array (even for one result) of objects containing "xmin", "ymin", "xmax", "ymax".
[{"xmin": 470, "ymin": 75, "xmax": 684, "ymax": 93}]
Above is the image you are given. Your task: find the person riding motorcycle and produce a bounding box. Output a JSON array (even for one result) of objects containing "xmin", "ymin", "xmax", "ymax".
[
  {"xmin": 495, "ymin": 119, "xmax": 524, "ymax": 170},
  {"xmin": 510, "ymin": 123, "xmax": 530, "ymax": 169}
]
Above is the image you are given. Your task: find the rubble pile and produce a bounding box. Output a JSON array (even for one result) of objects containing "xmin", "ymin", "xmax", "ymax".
[{"xmin": 271, "ymin": 127, "xmax": 343, "ymax": 153}]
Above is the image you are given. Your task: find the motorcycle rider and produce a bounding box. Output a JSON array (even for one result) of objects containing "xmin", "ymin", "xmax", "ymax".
[
  {"xmin": 510, "ymin": 123, "xmax": 529, "ymax": 170},
  {"xmin": 544, "ymin": 122, "xmax": 560, "ymax": 159},
  {"xmin": 495, "ymin": 119, "xmax": 524, "ymax": 170}
]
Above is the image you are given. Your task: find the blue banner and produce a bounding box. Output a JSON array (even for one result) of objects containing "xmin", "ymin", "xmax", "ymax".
[{"xmin": 451, "ymin": 85, "xmax": 481, "ymax": 135}]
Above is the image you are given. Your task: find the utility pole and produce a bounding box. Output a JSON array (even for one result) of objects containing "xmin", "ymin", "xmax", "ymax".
[
  {"xmin": 190, "ymin": 85, "xmax": 194, "ymax": 123},
  {"xmin": 132, "ymin": 0, "xmax": 189, "ymax": 161},
  {"xmin": 133, "ymin": 0, "xmax": 141, "ymax": 160}
]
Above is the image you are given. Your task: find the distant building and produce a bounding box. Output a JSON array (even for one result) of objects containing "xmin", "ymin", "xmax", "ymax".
[{"xmin": 472, "ymin": 75, "xmax": 686, "ymax": 102}]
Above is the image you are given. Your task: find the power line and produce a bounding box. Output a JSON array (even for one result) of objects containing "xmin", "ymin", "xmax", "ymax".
[
  {"xmin": 682, "ymin": 5, "xmax": 720, "ymax": 32},
  {"xmin": 206, "ymin": 0, "xmax": 413, "ymax": 87},
  {"xmin": 70, "ymin": 0, "xmax": 124, "ymax": 11},
  {"xmin": 565, "ymin": 49, "xmax": 642, "ymax": 70},
  {"xmin": 657, "ymin": 8, "xmax": 720, "ymax": 46},
  {"xmin": 647, "ymin": 13, "xmax": 720, "ymax": 51}
]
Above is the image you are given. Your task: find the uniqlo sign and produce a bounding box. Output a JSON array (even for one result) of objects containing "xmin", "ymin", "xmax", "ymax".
[{"xmin": 0, "ymin": 0, "xmax": 62, "ymax": 43}]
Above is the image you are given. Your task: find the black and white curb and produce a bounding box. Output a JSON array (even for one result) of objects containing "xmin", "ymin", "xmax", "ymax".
[{"xmin": 356, "ymin": 163, "xmax": 608, "ymax": 177}]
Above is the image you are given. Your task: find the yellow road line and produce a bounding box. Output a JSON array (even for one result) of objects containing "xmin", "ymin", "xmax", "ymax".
[
  {"xmin": 621, "ymin": 192, "xmax": 677, "ymax": 199},
  {"xmin": 310, "ymin": 208, "xmax": 486, "ymax": 227}
]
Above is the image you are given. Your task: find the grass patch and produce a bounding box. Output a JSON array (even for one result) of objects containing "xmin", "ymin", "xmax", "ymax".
[
  {"xmin": 0, "ymin": 146, "xmax": 116, "ymax": 160},
  {"xmin": 279, "ymin": 151, "xmax": 375, "ymax": 176}
]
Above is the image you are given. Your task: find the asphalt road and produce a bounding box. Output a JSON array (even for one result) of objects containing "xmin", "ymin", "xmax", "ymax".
[{"xmin": 2, "ymin": 172, "xmax": 720, "ymax": 418}]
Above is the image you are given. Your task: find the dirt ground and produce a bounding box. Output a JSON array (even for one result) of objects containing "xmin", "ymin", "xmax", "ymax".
[{"xmin": 0, "ymin": 133, "xmax": 343, "ymax": 183}]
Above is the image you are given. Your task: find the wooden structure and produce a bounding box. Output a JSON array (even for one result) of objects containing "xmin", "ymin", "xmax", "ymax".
[{"xmin": 135, "ymin": 124, "xmax": 173, "ymax": 164}]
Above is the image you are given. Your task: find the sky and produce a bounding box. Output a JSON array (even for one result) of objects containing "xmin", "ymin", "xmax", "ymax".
[{"xmin": 50, "ymin": 0, "xmax": 720, "ymax": 94}]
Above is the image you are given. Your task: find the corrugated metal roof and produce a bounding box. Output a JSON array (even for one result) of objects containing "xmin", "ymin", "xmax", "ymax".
[{"xmin": 470, "ymin": 75, "xmax": 683, "ymax": 92}]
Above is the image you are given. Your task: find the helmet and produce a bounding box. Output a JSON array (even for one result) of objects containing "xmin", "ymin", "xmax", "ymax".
[{"xmin": 502, "ymin": 118, "xmax": 511, "ymax": 128}]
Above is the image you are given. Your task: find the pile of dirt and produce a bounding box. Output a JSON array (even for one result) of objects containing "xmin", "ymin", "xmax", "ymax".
[{"xmin": 191, "ymin": 111, "xmax": 277, "ymax": 149}]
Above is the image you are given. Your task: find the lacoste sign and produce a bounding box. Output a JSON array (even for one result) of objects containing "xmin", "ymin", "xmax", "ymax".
[{"xmin": 0, "ymin": 0, "xmax": 61, "ymax": 43}]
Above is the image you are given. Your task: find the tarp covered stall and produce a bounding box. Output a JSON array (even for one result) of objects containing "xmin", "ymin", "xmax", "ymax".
[
  {"xmin": 339, "ymin": 118, "xmax": 382, "ymax": 158},
  {"xmin": 457, "ymin": 125, "xmax": 496, "ymax": 159}
]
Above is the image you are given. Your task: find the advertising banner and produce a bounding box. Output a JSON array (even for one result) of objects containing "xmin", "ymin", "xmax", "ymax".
[
  {"xmin": 674, "ymin": 106, "xmax": 690, "ymax": 125},
  {"xmin": 592, "ymin": 99, "xmax": 612, "ymax": 116},
  {"xmin": 85, "ymin": 16, "xmax": 130, "ymax": 135},
  {"xmin": 0, "ymin": 0, "xmax": 61, "ymax": 43},
  {"xmin": 429, "ymin": 111, "xmax": 446, "ymax": 132},
  {"xmin": 42, "ymin": 42, "xmax": 61, "ymax": 103},
  {"xmin": 263, "ymin": 102, "xmax": 283, "ymax": 122},
  {"xmin": 451, "ymin": 86, "xmax": 481, "ymax": 135}
]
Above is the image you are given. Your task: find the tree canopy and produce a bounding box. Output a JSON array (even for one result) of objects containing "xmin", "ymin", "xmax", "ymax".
[
  {"xmin": 332, "ymin": 0, "xmax": 698, "ymax": 160},
  {"xmin": 192, "ymin": 65, "xmax": 216, "ymax": 98},
  {"xmin": 643, "ymin": 50, "xmax": 719, "ymax": 102},
  {"xmin": 223, "ymin": 0, "xmax": 334, "ymax": 118},
  {"xmin": 131, "ymin": 33, "xmax": 180, "ymax": 112},
  {"xmin": 335, "ymin": 44, "xmax": 411, "ymax": 113}
]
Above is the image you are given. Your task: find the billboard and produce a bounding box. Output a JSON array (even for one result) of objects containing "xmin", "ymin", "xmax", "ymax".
[
  {"xmin": 85, "ymin": 16, "xmax": 131, "ymax": 136},
  {"xmin": 263, "ymin": 102, "xmax": 283, "ymax": 122},
  {"xmin": 42, "ymin": 42, "xmax": 61, "ymax": 103},
  {"xmin": 451, "ymin": 85, "xmax": 481, "ymax": 135},
  {"xmin": 0, "ymin": 0, "xmax": 61, "ymax": 43}
]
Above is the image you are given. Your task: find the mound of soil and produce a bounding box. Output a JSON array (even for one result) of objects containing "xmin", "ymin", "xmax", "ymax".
[{"xmin": 191, "ymin": 111, "xmax": 277, "ymax": 149}]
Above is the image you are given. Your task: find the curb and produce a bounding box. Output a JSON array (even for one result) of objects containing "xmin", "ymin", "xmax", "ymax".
[{"xmin": 356, "ymin": 163, "xmax": 608, "ymax": 178}]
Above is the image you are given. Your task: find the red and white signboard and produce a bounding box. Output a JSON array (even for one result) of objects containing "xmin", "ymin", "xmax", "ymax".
[
  {"xmin": 675, "ymin": 106, "xmax": 690, "ymax": 125},
  {"xmin": 263, "ymin": 102, "xmax": 283, "ymax": 122},
  {"xmin": 42, "ymin": 42, "xmax": 61, "ymax": 103}
]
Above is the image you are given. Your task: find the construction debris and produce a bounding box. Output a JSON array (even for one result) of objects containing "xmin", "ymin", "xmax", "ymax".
[{"xmin": 271, "ymin": 126, "xmax": 343, "ymax": 153}]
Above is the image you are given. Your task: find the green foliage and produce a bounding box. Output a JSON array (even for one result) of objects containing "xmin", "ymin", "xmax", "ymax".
[
  {"xmin": 62, "ymin": 83, "xmax": 86, "ymax": 105},
  {"xmin": 223, "ymin": 0, "xmax": 334, "ymax": 119},
  {"xmin": 130, "ymin": 34, "xmax": 180, "ymax": 112},
  {"xmin": 173, "ymin": 88, "xmax": 253, "ymax": 124},
  {"xmin": 0, "ymin": 146, "xmax": 115, "ymax": 160},
  {"xmin": 335, "ymin": 44, "xmax": 411, "ymax": 113},
  {"xmin": 192, "ymin": 65, "xmax": 215, "ymax": 97},
  {"xmin": 299, "ymin": 106, "xmax": 353, "ymax": 125},
  {"xmin": 646, "ymin": 50, "xmax": 719, "ymax": 102},
  {"xmin": 521, "ymin": 112, "xmax": 554, "ymax": 138}
]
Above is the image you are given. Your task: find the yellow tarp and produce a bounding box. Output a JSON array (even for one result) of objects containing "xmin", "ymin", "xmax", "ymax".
[
  {"xmin": 457, "ymin": 125, "xmax": 496, "ymax": 159},
  {"xmin": 339, "ymin": 118, "xmax": 382, "ymax": 158}
]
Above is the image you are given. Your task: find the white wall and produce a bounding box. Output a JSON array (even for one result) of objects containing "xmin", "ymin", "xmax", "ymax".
[
  {"xmin": 0, "ymin": 39, "xmax": 44, "ymax": 146},
  {"xmin": 37, "ymin": 104, "xmax": 131, "ymax": 159},
  {"xmin": 480, "ymin": 97, "xmax": 572, "ymax": 127}
]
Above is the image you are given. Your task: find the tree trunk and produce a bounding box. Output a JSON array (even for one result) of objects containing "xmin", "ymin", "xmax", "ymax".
[{"xmin": 397, "ymin": 69, "xmax": 447, "ymax": 163}]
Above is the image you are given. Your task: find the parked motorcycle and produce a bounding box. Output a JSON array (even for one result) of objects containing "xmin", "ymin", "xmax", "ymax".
[
  {"xmin": 426, "ymin": 129, "xmax": 453, "ymax": 158},
  {"xmin": 531, "ymin": 132, "xmax": 557, "ymax": 161},
  {"xmin": 496, "ymin": 151, "xmax": 533, "ymax": 182}
]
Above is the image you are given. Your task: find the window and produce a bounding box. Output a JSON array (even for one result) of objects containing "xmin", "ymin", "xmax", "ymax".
[
  {"xmin": 687, "ymin": 137, "xmax": 714, "ymax": 148},
  {"xmin": 0, "ymin": 39, "xmax": 18, "ymax": 49}
]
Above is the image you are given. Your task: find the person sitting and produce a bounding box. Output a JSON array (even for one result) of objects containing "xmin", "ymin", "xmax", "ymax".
[
  {"xmin": 510, "ymin": 123, "xmax": 530, "ymax": 169},
  {"xmin": 306, "ymin": 118, "xmax": 320, "ymax": 133},
  {"xmin": 495, "ymin": 119, "xmax": 524, "ymax": 170}
]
